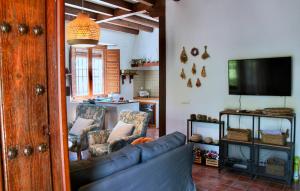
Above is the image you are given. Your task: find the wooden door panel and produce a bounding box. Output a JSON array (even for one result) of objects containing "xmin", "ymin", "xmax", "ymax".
[
  {"xmin": 0, "ymin": 1, "xmax": 52, "ymax": 190},
  {"xmin": 105, "ymin": 49, "xmax": 120, "ymax": 94}
]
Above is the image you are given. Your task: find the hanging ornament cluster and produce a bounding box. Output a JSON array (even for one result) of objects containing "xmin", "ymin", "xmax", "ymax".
[{"xmin": 179, "ymin": 45, "xmax": 211, "ymax": 88}]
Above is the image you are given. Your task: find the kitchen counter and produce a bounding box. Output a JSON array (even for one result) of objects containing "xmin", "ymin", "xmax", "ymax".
[{"xmin": 133, "ymin": 97, "xmax": 159, "ymax": 101}]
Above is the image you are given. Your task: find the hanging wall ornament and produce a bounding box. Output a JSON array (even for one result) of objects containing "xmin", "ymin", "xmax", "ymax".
[
  {"xmin": 187, "ymin": 78, "xmax": 192, "ymax": 88},
  {"xmin": 192, "ymin": 63, "xmax": 196, "ymax": 75},
  {"xmin": 191, "ymin": 47, "xmax": 199, "ymax": 57},
  {"xmin": 201, "ymin": 66, "xmax": 207, "ymax": 78},
  {"xmin": 201, "ymin": 45, "xmax": 210, "ymax": 60},
  {"xmin": 180, "ymin": 68, "xmax": 186, "ymax": 80},
  {"xmin": 196, "ymin": 78, "xmax": 201, "ymax": 88},
  {"xmin": 180, "ymin": 47, "xmax": 188, "ymax": 64}
]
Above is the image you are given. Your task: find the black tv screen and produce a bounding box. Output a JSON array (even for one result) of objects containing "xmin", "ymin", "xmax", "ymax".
[{"xmin": 228, "ymin": 57, "xmax": 292, "ymax": 96}]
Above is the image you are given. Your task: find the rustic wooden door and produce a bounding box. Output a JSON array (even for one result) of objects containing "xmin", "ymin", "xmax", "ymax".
[{"xmin": 0, "ymin": 1, "xmax": 52, "ymax": 190}]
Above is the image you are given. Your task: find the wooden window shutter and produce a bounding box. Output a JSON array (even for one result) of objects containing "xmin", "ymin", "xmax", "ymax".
[{"xmin": 105, "ymin": 49, "xmax": 120, "ymax": 94}]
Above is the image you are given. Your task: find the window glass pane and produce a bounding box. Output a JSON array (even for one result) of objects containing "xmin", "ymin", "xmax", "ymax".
[
  {"xmin": 75, "ymin": 55, "xmax": 89, "ymax": 96},
  {"xmin": 92, "ymin": 49, "xmax": 104, "ymax": 95}
]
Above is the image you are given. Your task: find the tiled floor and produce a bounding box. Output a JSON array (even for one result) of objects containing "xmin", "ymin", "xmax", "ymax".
[{"xmin": 192, "ymin": 165, "xmax": 300, "ymax": 191}]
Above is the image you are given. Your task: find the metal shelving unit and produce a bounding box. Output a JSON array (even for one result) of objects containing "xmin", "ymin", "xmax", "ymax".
[
  {"xmin": 187, "ymin": 119, "xmax": 225, "ymax": 145},
  {"xmin": 219, "ymin": 110, "xmax": 296, "ymax": 185}
]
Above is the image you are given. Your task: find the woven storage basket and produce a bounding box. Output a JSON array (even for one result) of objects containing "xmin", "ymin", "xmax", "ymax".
[
  {"xmin": 261, "ymin": 130, "xmax": 288, "ymax": 146},
  {"xmin": 266, "ymin": 157, "xmax": 285, "ymax": 177},
  {"xmin": 227, "ymin": 128, "xmax": 251, "ymax": 142},
  {"xmin": 206, "ymin": 158, "xmax": 219, "ymax": 167},
  {"xmin": 194, "ymin": 156, "xmax": 202, "ymax": 164}
]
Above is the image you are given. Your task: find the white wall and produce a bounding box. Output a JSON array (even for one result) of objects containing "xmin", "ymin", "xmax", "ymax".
[
  {"xmin": 132, "ymin": 29, "xmax": 159, "ymax": 61},
  {"xmin": 101, "ymin": 29, "xmax": 136, "ymax": 69},
  {"xmin": 166, "ymin": 0, "xmax": 300, "ymax": 155}
]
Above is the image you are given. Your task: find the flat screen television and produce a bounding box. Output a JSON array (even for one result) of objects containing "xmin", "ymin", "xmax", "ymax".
[{"xmin": 228, "ymin": 57, "xmax": 292, "ymax": 96}]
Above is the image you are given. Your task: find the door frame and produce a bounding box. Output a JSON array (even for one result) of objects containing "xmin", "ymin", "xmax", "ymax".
[
  {"xmin": 159, "ymin": 0, "xmax": 166, "ymax": 137},
  {"xmin": 48, "ymin": 0, "xmax": 166, "ymax": 190},
  {"xmin": 47, "ymin": 0, "xmax": 71, "ymax": 190}
]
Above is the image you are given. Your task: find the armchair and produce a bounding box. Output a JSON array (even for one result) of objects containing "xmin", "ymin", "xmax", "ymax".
[
  {"xmin": 88, "ymin": 111, "xmax": 149, "ymax": 157},
  {"xmin": 68, "ymin": 104, "xmax": 106, "ymax": 160}
]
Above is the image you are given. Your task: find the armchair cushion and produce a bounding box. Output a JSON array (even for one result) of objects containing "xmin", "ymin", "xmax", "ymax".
[
  {"xmin": 89, "ymin": 143, "xmax": 110, "ymax": 157},
  {"xmin": 107, "ymin": 121, "xmax": 134, "ymax": 143},
  {"xmin": 69, "ymin": 117, "xmax": 95, "ymax": 136},
  {"xmin": 88, "ymin": 130, "xmax": 111, "ymax": 145}
]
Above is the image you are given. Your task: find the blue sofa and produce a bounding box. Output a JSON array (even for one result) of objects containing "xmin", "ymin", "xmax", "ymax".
[{"xmin": 70, "ymin": 132, "xmax": 196, "ymax": 191}]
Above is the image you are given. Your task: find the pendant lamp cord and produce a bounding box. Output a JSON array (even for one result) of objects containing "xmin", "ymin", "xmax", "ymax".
[{"xmin": 81, "ymin": 0, "xmax": 84, "ymax": 13}]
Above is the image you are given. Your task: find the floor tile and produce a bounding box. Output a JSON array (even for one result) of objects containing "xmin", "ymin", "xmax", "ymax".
[{"xmin": 193, "ymin": 165, "xmax": 299, "ymax": 191}]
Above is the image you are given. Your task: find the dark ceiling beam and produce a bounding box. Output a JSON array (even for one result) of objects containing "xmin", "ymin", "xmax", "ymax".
[
  {"xmin": 93, "ymin": 0, "xmax": 133, "ymax": 11},
  {"xmin": 65, "ymin": 6, "xmax": 98, "ymax": 19},
  {"xmin": 108, "ymin": 19, "xmax": 153, "ymax": 32},
  {"xmin": 65, "ymin": 14, "xmax": 139, "ymax": 35},
  {"xmin": 65, "ymin": 6, "xmax": 153, "ymax": 32},
  {"xmin": 100, "ymin": 23, "xmax": 139, "ymax": 35},
  {"xmin": 65, "ymin": 0, "xmax": 114, "ymax": 16},
  {"xmin": 137, "ymin": 0, "xmax": 156, "ymax": 6},
  {"xmin": 123, "ymin": 15, "xmax": 159, "ymax": 28},
  {"xmin": 96, "ymin": 8, "xmax": 147, "ymax": 23}
]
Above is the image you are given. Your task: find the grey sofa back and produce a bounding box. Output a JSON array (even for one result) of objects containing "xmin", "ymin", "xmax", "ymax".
[
  {"xmin": 136, "ymin": 131, "xmax": 186, "ymax": 162},
  {"xmin": 79, "ymin": 143, "xmax": 195, "ymax": 191},
  {"xmin": 70, "ymin": 145, "xmax": 141, "ymax": 191},
  {"xmin": 70, "ymin": 132, "xmax": 195, "ymax": 191}
]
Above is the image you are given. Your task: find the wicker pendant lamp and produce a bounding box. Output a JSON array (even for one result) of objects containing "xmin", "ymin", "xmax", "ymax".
[{"xmin": 66, "ymin": 1, "xmax": 100, "ymax": 47}]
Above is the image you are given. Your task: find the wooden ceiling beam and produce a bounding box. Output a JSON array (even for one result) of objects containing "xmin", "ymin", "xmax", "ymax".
[
  {"xmin": 65, "ymin": 7, "xmax": 154, "ymax": 32},
  {"xmin": 65, "ymin": 6, "xmax": 98, "ymax": 19},
  {"xmin": 136, "ymin": 0, "xmax": 156, "ymax": 6},
  {"xmin": 100, "ymin": 23, "xmax": 139, "ymax": 35},
  {"xmin": 65, "ymin": 0, "xmax": 114, "ymax": 16},
  {"xmin": 92, "ymin": 0, "xmax": 133, "ymax": 11},
  {"xmin": 108, "ymin": 19, "xmax": 154, "ymax": 32},
  {"xmin": 123, "ymin": 15, "xmax": 159, "ymax": 28},
  {"xmin": 96, "ymin": 9, "xmax": 147, "ymax": 23},
  {"xmin": 65, "ymin": 14, "xmax": 139, "ymax": 35}
]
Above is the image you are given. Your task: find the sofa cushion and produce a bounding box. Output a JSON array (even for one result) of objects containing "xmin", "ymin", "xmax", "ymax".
[
  {"xmin": 70, "ymin": 145, "xmax": 141, "ymax": 191},
  {"xmin": 136, "ymin": 131, "xmax": 186, "ymax": 162}
]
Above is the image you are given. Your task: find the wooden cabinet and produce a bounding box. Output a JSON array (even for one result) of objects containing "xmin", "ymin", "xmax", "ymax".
[{"xmin": 0, "ymin": 1, "xmax": 53, "ymax": 190}]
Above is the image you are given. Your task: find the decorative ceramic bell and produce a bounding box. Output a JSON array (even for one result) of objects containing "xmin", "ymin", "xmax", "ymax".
[
  {"xmin": 187, "ymin": 78, "xmax": 192, "ymax": 88},
  {"xmin": 192, "ymin": 63, "xmax": 196, "ymax": 75},
  {"xmin": 180, "ymin": 47, "xmax": 188, "ymax": 64},
  {"xmin": 196, "ymin": 78, "xmax": 201, "ymax": 88},
  {"xmin": 201, "ymin": 45, "xmax": 210, "ymax": 60},
  {"xmin": 201, "ymin": 66, "xmax": 206, "ymax": 78},
  {"xmin": 180, "ymin": 68, "xmax": 186, "ymax": 80}
]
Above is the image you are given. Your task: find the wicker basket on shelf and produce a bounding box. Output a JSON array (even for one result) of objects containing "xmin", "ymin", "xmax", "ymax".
[
  {"xmin": 227, "ymin": 128, "xmax": 251, "ymax": 142},
  {"xmin": 260, "ymin": 130, "xmax": 288, "ymax": 146},
  {"xmin": 266, "ymin": 157, "xmax": 285, "ymax": 177},
  {"xmin": 206, "ymin": 158, "xmax": 219, "ymax": 167}
]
